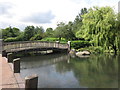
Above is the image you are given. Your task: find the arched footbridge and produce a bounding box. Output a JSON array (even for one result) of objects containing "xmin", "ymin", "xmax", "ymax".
[{"xmin": 2, "ymin": 41, "xmax": 71, "ymax": 53}]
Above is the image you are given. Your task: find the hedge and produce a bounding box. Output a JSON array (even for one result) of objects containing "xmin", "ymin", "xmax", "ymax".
[
  {"xmin": 41, "ymin": 37, "xmax": 67, "ymax": 43},
  {"xmin": 4, "ymin": 35, "xmax": 24, "ymax": 42},
  {"xmin": 4, "ymin": 37, "xmax": 18, "ymax": 42},
  {"xmin": 71, "ymin": 40, "xmax": 91, "ymax": 49}
]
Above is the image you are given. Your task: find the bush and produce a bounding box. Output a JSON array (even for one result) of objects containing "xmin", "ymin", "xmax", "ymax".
[
  {"xmin": 77, "ymin": 46, "xmax": 104, "ymax": 53},
  {"xmin": 71, "ymin": 40, "xmax": 91, "ymax": 49},
  {"xmin": 4, "ymin": 37, "xmax": 18, "ymax": 42},
  {"xmin": 17, "ymin": 32, "xmax": 25, "ymax": 41},
  {"xmin": 41, "ymin": 37, "xmax": 59, "ymax": 41},
  {"xmin": 30, "ymin": 34, "xmax": 42, "ymax": 41},
  {"xmin": 41, "ymin": 38, "xmax": 67, "ymax": 43}
]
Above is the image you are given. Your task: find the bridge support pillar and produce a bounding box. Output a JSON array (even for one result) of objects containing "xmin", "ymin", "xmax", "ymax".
[
  {"xmin": 7, "ymin": 53, "xmax": 13, "ymax": 63},
  {"xmin": 13, "ymin": 58, "xmax": 20, "ymax": 73},
  {"xmin": 2, "ymin": 50, "xmax": 7, "ymax": 57},
  {"xmin": 25, "ymin": 74, "xmax": 38, "ymax": 90}
]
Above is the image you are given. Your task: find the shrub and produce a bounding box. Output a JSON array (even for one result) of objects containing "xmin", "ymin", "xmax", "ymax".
[
  {"xmin": 16, "ymin": 34, "xmax": 24, "ymax": 41},
  {"xmin": 71, "ymin": 40, "xmax": 91, "ymax": 49},
  {"xmin": 41, "ymin": 38, "xmax": 59, "ymax": 41},
  {"xmin": 4, "ymin": 37, "xmax": 18, "ymax": 42},
  {"xmin": 93, "ymin": 46, "xmax": 104, "ymax": 53},
  {"xmin": 78, "ymin": 46, "xmax": 104, "ymax": 53},
  {"xmin": 30, "ymin": 34, "xmax": 42, "ymax": 41},
  {"xmin": 41, "ymin": 37, "xmax": 67, "ymax": 42}
]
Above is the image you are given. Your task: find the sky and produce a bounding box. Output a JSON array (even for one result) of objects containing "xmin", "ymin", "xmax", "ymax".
[{"xmin": 0, "ymin": 0, "xmax": 119, "ymax": 30}]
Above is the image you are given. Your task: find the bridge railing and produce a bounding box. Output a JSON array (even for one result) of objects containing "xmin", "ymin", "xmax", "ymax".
[{"xmin": 2, "ymin": 41, "xmax": 69, "ymax": 52}]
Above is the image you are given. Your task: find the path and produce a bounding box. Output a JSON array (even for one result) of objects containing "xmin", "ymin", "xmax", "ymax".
[{"xmin": 0, "ymin": 55, "xmax": 25, "ymax": 89}]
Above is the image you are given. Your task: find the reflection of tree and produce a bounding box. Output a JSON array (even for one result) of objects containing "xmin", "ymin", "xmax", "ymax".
[
  {"xmin": 21, "ymin": 53, "xmax": 69, "ymax": 69},
  {"xmin": 118, "ymin": 53, "xmax": 120, "ymax": 88},
  {"xmin": 55, "ymin": 58, "xmax": 73, "ymax": 74},
  {"xmin": 55, "ymin": 54, "xmax": 118, "ymax": 88},
  {"xmin": 72, "ymin": 54, "xmax": 118, "ymax": 88}
]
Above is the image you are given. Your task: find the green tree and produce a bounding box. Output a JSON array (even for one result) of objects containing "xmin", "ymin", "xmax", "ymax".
[
  {"xmin": 30, "ymin": 34, "xmax": 42, "ymax": 41},
  {"xmin": 54, "ymin": 22, "xmax": 66, "ymax": 40},
  {"xmin": 115, "ymin": 13, "xmax": 120, "ymax": 52},
  {"xmin": 23, "ymin": 26, "xmax": 35, "ymax": 41},
  {"xmin": 34, "ymin": 26, "xmax": 44, "ymax": 35},
  {"xmin": 16, "ymin": 31, "xmax": 24, "ymax": 41},
  {"xmin": 2, "ymin": 26, "xmax": 20, "ymax": 40},
  {"xmin": 30, "ymin": 26, "xmax": 45, "ymax": 40},
  {"xmin": 54, "ymin": 22, "xmax": 76, "ymax": 40},
  {"xmin": 63, "ymin": 22, "xmax": 76, "ymax": 40},
  {"xmin": 76, "ymin": 6, "xmax": 119, "ymax": 53},
  {"xmin": 12, "ymin": 27, "xmax": 20, "ymax": 37},
  {"xmin": 73, "ymin": 8, "xmax": 88, "ymax": 35},
  {"xmin": 45, "ymin": 27, "xmax": 54, "ymax": 37}
]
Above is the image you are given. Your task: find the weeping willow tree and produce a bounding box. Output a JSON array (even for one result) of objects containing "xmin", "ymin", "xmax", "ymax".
[
  {"xmin": 76, "ymin": 6, "xmax": 120, "ymax": 54},
  {"xmin": 116, "ymin": 13, "xmax": 120, "ymax": 52}
]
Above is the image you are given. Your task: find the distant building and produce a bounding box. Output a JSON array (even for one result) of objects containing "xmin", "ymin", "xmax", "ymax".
[{"xmin": 118, "ymin": 1, "xmax": 120, "ymax": 13}]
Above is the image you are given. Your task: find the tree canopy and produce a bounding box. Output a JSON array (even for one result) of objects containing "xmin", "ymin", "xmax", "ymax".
[
  {"xmin": 76, "ymin": 6, "xmax": 120, "ymax": 53},
  {"xmin": 2, "ymin": 26, "xmax": 20, "ymax": 40}
]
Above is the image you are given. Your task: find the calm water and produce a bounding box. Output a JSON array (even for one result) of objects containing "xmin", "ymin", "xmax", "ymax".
[{"xmin": 20, "ymin": 53, "xmax": 119, "ymax": 88}]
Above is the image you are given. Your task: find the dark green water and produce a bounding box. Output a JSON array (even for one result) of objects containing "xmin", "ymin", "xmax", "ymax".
[{"xmin": 20, "ymin": 53, "xmax": 119, "ymax": 88}]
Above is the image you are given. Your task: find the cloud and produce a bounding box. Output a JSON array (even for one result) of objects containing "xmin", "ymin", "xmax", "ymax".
[
  {"xmin": 22, "ymin": 11, "xmax": 55, "ymax": 24},
  {"xmin": 69, "ymin": 0, "xmax": 118, "ymax": 10},
  {"xmin": 0, "ymin": 2, "xmax": 13, "ymax": 17},
  {"xmin": 0, "ymin": 21, "xmax": 27, "ymax": 30},
  {"xmin": 118, "ymin": 1, "xmax": 120, "ymax": 13},
  {"xmin": 0, "ymin": 0, "xmax": 119, "ymax": 30}
]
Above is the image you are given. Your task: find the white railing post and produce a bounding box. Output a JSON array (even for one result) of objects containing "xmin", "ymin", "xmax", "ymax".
[
  {"xmin": 56, "ymin": 41, "xmax": 60, "ymax": 48},
  {"xmin": 67, "ymin": 41, "xmax": 71, "ymax": 52}
]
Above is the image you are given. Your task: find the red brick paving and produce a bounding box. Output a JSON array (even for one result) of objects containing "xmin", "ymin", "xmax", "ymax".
[
  {"xmin": 0, "ymin": 55, "xmax": 25, "ymax": 89},
  {"xmin": 0, "ymin": 55, "xmax": 2, "ymax": 90}
]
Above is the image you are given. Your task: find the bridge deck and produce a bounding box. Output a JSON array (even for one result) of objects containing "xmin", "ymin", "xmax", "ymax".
[
  {"xmin": 0, "ymin": 56, "xmax": 25, "ymax": 89},
  {"xmin": 5, "ymin": 47, "xmax": 68, "ymax": 53},
  {"xmin": 3, "ymin": 41, "xmax": 69, "ymax": 53}
]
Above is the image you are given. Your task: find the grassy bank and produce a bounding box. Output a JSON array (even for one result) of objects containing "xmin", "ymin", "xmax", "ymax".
[{"xmin": 75, "ymin": 46, "xmax": 120, "ymax": 54}]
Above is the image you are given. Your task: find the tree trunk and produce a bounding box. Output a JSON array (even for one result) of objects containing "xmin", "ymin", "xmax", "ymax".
[
  {"xmin": 112, "ymin": 45, "xmax": 117, "ymax": 55},
  {"xmin": 59, "ymin": 37, "xmax": 61, "ymax": 41}
]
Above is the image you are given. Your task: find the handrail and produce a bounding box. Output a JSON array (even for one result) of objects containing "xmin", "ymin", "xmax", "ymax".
[
  {"xmin": 3, "ymin": 41, "xmax": 68, "ymax": 45},
  {"xmin": 2, "ymin": 41, "xmax": 69, "ymax": 52}
]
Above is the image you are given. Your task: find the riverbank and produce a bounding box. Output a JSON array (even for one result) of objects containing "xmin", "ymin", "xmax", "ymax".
[
  {"xmin": 75, "ymin": 46, "xmax": 120, "ymax": 54},
  {"xmin": 0, "ymin": 55, "xmax": 25, "ymax": 88}
]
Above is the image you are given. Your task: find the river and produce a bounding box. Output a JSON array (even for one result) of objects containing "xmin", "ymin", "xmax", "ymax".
[{"xmin": 20, "ymin": 52, "xmax": 119, "ymax": 88}]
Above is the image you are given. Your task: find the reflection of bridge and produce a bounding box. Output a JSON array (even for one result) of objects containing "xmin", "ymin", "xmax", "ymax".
[
  {"xmin": 21, "ymin": 55, "xmax": 69, "ymax": 69},
  {"xmin": 2, "ymin": 41, "xmax": 70, "ymax": 53}
]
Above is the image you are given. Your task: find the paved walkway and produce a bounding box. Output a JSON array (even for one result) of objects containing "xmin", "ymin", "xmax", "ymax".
[{"xmin": 0, "ymin": 55, "xmax": 25, "ymax": 89}]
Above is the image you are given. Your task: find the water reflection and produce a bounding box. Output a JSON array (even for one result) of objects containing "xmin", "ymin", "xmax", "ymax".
[
  {"xmin": 20, "ymin": 53, "xmax": 118, "ymax": 88},
  {"xmin": 62, "ymin": 54, "xmax": 118, "ymax": 88}
]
